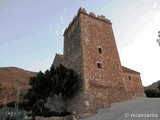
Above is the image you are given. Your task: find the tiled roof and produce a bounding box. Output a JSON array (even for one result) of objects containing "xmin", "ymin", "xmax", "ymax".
[{"xmin": 122, "ymin": 66, "xmax": 140, "ymax": 74}]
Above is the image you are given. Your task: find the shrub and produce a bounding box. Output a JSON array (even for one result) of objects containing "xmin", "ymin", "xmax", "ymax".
[
  {"xmin": 145, "ymin": 89, "xmax": 160, "ymax": 97},
  {"xmin": 43, "ymin": 108, "xmax": 71, "ymax": 117},
  {"xmin": 0, "ymin": 103, "xmax": 4, "ymax": 109},
  {"xmin": 24, "ymin": 64, "xmax": 81, "ymax": 117},
  {"xmin": 6, "ymin": 100, "xmax": 27, "ymax": 110},
  {"xmin": 7, "ymin": 116, "xmax": 16, "ymax": 120}
]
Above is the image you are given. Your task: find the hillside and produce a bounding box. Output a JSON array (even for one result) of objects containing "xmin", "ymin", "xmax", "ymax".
[
  {"xmin": 0, "ymin": 67, "xmax": 36, "ymax": 104},
  {"xmin": 144, "ymin": 80, "xmax": 160, "ymax": 90}
]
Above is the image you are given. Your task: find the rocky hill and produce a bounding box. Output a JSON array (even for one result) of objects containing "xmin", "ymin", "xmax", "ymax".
[
  {"xmin": 0, "ymin": 67, "xmax": 36, "ymax": 104},
  {"xmin": 144, "ymin": 80, "xmax": 160, "ymax": 90}
]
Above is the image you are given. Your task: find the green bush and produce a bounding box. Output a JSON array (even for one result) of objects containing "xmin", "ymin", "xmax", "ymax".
[
  {"xmin": 145, "ymin": 89, "xmax": 160, "ymax": 97},
  {"xmin": 7, "ymin": 116, "xmax": 16, "ymax": 120},
  {"xmin": 6, "ymin": 100, "xmax": 27, "ymax": 110},
  {"xmin": 24, "ymin": 64, "xmax": 81, "ymax": 117},
  {"xmin": 0, "ymin": 103, "xmax": 4, "ymax": 109},
  {"xmin": 43, "ymin": 108, "xmax": 71, "ymax": 117}
]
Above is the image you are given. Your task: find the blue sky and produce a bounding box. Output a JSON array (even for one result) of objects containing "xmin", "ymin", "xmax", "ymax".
[{"xmin": 0, "ymin": 0, "xmax": 160, "ymax": 86}]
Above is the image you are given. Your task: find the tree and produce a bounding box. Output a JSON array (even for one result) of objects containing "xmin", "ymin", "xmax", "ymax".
[
  {"xmin": 156, "ymin": 31, "xmax": 160, "ymax": 46},
  {"xmin": 157, "ymin": 83, "xmax": 160, "ymax": 91},
  {"xmin": 24, "ymin": 64, "xmax": 81, "ymax": 116},
  {"xmin": 45, "ymin": 94, "xmax": 65, "ymax": 114},
  {"xmin": 50, "ymin": 64, "xmax": 81, "ymax": 99},
  {"xmin": 145, "ymin": 89, "xmax": 160, "ymax": 98}
]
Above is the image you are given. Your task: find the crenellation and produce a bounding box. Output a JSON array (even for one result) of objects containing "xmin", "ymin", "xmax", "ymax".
[
  {"xmin": 97, "ymin": 15, "xmax": 105, "ymax": 20},
  {"xmin": 89, "ymin": 12, "xmax": 95, "ymax": 17},
  {"xmin": 64, "ymin": 8, "xmax": 112, "ymax": 36},
  {"xmin": 78, "ymin": 7, "xmax": 87, "ymax": 14}
]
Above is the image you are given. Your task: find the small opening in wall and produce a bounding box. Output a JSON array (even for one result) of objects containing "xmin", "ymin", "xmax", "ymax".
[
  {"xmin": 128, "ymin": 76, "xmax": 131, "ymax": 80},
  {"xmin": 97, "ymin": 63, "xmax": 102, "ymax": 69},
  {"xmin": 98, "ymin": 47, "xmax": 102, "ymax": 54}
]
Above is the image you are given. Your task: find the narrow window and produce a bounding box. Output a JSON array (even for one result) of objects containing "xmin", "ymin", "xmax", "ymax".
[
  {"xmin": 97, "ymin": 63, "xmax": 102, "ymax": 69},
  {"xmin": 98, "ymin": 47, "xmax": 102, "ymax": 54},
  {"xmin": 128, "ymin": 76, "xmax": 131, "ymax": 80}
]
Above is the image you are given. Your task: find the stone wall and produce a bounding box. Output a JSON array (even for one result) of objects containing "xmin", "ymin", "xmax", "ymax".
[
  {"xmin": 122, "ymin": 66, "xmax": 145, "ymax": 98},
  {"xmin": 53, "ymin": 8, "xmax": 145, "ymax": 116},
  {"xmin": 63, "ymin": 12, "xmax": 84, "ymax": 78},
  {"xmin": 35, "ymin": 115, "xmax": 77, "ymax": 120},
  {"xmin": 53, "ymin": 54, "xmax": 63, "ymax": 67},
  {"xmin": 59, "ymin": 10, "xmax": 88, "ymax": 114},
  {"xmin": 80, "ymin": 9, "xmax": 132, "ymax": 113}
]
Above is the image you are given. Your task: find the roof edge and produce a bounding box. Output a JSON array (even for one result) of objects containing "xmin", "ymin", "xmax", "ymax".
[{"xmin": 122, "ymin": 66, "xmax": 140, "ymax": 74}]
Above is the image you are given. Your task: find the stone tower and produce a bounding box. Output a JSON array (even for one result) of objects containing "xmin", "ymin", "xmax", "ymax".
[{"xmin": 53, "ymin": 8, "xmax": 145, "ymax": 116}]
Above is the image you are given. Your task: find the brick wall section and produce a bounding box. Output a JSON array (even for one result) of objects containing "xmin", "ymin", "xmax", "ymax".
[
  {"xmin": 57, "ymin": 11, "xmax": 88, "ymax": 114},
  {"xmin": 53, "ymin": 8, "xmax": 145, "ymax": 116},
  {"xmin": 122, "ymin": 66, "xmax": 145, "ymax": 98},
  {"xmin": 63, "ymin": 13, "xmax": 84, "ymax": 78},
  {"xmin": 80, "ymin": 9, "xmax": 131, "ymax": 113}
]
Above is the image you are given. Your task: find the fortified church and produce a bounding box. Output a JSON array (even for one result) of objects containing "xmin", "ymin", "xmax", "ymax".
[{"xmin": 53, "ymin": 8, "xmax": 145, "ymax": 116}]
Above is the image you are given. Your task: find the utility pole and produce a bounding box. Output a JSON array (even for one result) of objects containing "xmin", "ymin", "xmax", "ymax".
[{"xmin": 14, "ymin": 87, "xmax": 20, "ymax": 111}]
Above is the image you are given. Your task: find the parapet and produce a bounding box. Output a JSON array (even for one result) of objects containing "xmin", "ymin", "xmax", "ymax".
[
  {"xmin": 64, "ymin": 7, "xmax": 112, "ymax": 36},
  {"xmin": 78, "ymin": 7, "xmax": 111, "ymax": 23}
]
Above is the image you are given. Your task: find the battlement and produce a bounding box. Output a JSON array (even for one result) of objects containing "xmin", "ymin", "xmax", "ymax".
[{"xmin": 63, "ymin": 8, "xmax": 112, "ymax": 36}]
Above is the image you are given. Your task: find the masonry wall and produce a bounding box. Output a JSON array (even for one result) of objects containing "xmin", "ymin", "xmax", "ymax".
[
  {"xmin": 80, "ymin": 11, "xmax": 131, "ymax": 113},
  {"xmin": 123, "ymin": 72, "xmax": 145, "ymax": 98},
  {"xmin": 53, "ymin": 8, "xmax": 145, "ymax": 116},
  {"xmin": 63, "ymin": 14, "xmax": 83, "ymax": 77},
  {"xmin": 62, "ymin": 13, "xmax": 88, "ymax": 114},
  {"xmin": 53, "ymin": 54, "xmax": 63, "ymax": 67}
]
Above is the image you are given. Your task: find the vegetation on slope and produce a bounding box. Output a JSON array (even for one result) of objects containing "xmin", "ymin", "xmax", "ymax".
[
  {"xmin": 23, "ymin": 64, "xmax": 81, "ymax": 118},
  {"xmin": 145, "ymin": 83, "xmax": 160, "ymax": 98}
]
